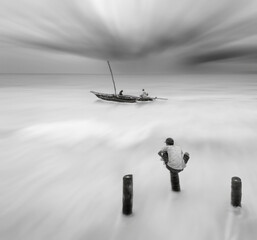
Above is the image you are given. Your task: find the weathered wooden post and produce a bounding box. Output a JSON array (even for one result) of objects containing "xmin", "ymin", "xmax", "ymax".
[
  {"xmin": 162, "ymin": 152, "xmax": 181, "ymax": 192},
  {"xmin": 122, "ymin": 174, "xmax": 133, "ymax": 215},
  {"xmin": 231, "ymin": 177, "xmax": 242, "ymax": 207},
  {"xmin": 170, "ymin": 172, "xmax": 180, "ymax": 192}
]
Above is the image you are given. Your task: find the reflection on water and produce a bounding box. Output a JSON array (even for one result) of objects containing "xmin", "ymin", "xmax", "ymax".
[{"xmin": 0, "ymin": 74, "xmax": 257, "ymax": 240}]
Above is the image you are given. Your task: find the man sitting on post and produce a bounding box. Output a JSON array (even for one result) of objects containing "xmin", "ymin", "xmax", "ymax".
[{"xmin": 158, "ymin": 137, "xmax": 189, "ymax": 173}]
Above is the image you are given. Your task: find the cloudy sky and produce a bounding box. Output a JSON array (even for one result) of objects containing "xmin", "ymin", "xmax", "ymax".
[{"xmin": 0, "ymin": 0, "xmax": 257, "ymax": 74}]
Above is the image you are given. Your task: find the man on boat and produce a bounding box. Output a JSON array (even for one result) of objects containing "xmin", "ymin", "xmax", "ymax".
[
  {"xmin": 158, "ymin": 138, "xmax": 190, "ymax": 174},
  {"xmin": 140, "ymin": 89, "xmax": 149, "ymax": 98},
  {"xmin": 119, "ymin": 90, "xmax": 123, "ymax": 96}
]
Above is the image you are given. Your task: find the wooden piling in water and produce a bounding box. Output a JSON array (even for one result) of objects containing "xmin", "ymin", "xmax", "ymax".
[
  {"xmin": 231, "ymin": 177, "xmax": 242, "ymax": 207},
  {"xmin": 122, "ymin": 174, "xmax": 133, "ymax": 215},
  {"xmin": 170, "ymin": 172, "xmax": 180, "ymax": 192}
]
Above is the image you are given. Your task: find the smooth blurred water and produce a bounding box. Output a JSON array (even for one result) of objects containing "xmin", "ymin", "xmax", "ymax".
[{"xmin": 0, "ymin": 74, "xmax": 257, "ymax": 240}]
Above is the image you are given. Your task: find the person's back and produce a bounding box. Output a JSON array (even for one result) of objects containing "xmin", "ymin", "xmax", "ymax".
[
  {"xmin": 140, "ymin": 89, "xmax": 148, "ymax": 98},
  {"xmin": 158, "ymin": 137, "xmax": 188, "ymax": 172},
  {"xmin": 164, "ymin": 145, "xmax": 186, "ymax": 170}
]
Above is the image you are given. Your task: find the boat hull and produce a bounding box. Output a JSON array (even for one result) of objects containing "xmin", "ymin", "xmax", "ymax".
[
  {"xmin": 137, "ymin": 97, "xmax": 154, "ymax": 101},
  {"xmin": 90, "ymin": 91, "xmax": 155, "ymax": 103},
  {"xmin": 91, "ymin": 91, "xmax": 138, "ymax": 103}
]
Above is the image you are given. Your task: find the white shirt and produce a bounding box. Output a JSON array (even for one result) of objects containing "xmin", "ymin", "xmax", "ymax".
[
  {"xmin": 140, "ymin": 91, "xmax": 148, "ymax": 98},
  {"xmin": 162, "ymin": 145, "xmax": 186, "ymax": 170}
]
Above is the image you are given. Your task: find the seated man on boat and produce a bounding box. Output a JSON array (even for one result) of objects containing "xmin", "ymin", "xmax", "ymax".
[
  {"xmin": 119, "ymin": 90, "xmax": 123, "ymax": 95},
  {"xmin": 140, "ymin": 89, "xmax": 149, "ymax": 98}
]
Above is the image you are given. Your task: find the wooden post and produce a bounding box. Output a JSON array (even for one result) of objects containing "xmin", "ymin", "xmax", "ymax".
[
  {"xmin": 170, "ymin": 172, "xmax": 180, "ymax": 192},
  {"xmin": 231, "ymin": 177, "xmax": 242, "ymax": 207},
  {"xmin": 123, "ymin": 174, "xmax": 133, "ymax": 215}
]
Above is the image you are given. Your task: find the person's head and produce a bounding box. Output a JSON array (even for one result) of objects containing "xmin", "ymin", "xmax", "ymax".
[{"xmin": 165, "ymin": 137, "xmax": 174, "ymax": 145}]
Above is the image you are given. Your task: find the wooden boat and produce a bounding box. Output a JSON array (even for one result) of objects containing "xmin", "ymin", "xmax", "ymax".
[
  {"xmin": 91, "ymin": 61, "xmax": 166, "ymax": 103},
  {"xmin": 91, "ymin": 91, "xmax": 157, "ymax": 103},
  {"xmin": 90, "ymin": 91, "xmax": 138, "ymax": 103},
  {"xmin": 137, "ymin": 96, "xmax": 154, "ymax": 102}
]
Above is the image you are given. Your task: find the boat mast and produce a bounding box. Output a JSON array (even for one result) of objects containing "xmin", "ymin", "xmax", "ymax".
[{"xmin": 107, "ymin": 60, "xmax": 117, "ymax": 95}]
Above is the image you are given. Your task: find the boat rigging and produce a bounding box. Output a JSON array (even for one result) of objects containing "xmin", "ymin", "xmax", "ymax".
[{"xmin": 90, "ymin": 61, "xmax": 167, "ymax": 103}]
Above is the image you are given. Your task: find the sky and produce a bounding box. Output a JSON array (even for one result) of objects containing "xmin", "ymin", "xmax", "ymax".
[{"xmin": 0, "ymin": 0, "xmax": 257, "ymax": 74}]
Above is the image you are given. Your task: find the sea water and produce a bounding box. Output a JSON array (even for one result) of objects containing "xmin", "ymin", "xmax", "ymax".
[{"xmin": 0, "ymin": 74, "xmax": 257, "ymax": 240}]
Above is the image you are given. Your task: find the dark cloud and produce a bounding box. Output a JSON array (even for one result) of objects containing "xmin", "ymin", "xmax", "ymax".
[
  {"xmin": 186, "ymin": 48, "xmax": 257, "ymax": 65},
  {"xmin": 1, "ymin": 0, "xmax": 257, "ymax": 70}
]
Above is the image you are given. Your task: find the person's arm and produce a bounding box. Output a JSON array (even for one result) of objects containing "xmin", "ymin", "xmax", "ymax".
[
  {"xmin": 158, "ymin": 150, "xmax": 164, "ymax": 157},
  {"xmin": 158, "ymin": 146, "xmax": 167, "ymax": 157},
  {"xmin": 158, "ymin": 147, "xmax": 168, "ymax": 164},
  {"xmin": 183, "ymin": 152, "xmax": 190, "ymax": 164}
]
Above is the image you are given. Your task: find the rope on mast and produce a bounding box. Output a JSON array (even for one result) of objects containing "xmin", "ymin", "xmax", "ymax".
[{"xmin": 107, "ymin": 60, "xmax": 117, "ymax": 95}]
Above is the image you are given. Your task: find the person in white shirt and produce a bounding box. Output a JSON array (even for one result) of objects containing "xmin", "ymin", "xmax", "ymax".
[
  {"xmin": 158, "ymin": 138, "xmax": 189, "ymax": 173},
  {"xmin": 140, "ymin": 89, "xmax": 148, "ymax": 98}
]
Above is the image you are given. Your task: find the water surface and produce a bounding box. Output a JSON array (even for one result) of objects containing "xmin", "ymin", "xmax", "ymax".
[{"xmin": 0, "ymin": 74, "xmax": 257, "ymax": 240}]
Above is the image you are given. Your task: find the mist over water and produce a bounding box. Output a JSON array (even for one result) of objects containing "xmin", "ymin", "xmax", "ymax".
[{"xmin": 0, "ymin": 74, "xmax": 257, "ymax": 240}]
